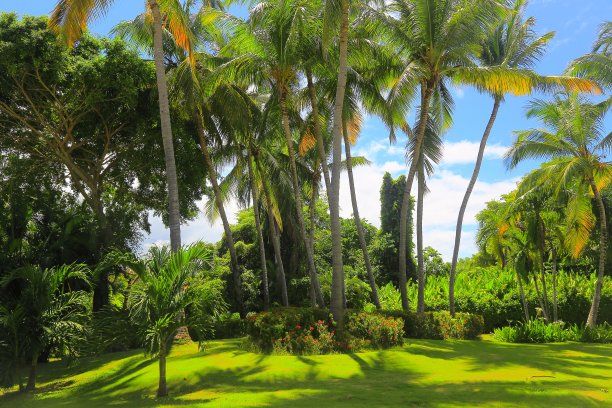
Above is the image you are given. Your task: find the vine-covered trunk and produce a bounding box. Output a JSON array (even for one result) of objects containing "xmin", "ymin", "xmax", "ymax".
[
  {"xmin": 398, "ymin": 83, "xmax": 434, "ymax": 311},
  {"xmin": 343, "ymin": 124, "xmax": 380, "ymax": 309},
  {"xmin": 532, "ymin": 272, "xmax": 548, "ymax": 321},
  {"xmin": 149, "ymin": 0, "xmax": 181, "ymax": 252},
  {"xmin": 516, "ymin": 269, "xmax": 530, "ymax": 321},
  {"xmin": 247, "ymin": 152, "xmax": 269, "ymax": 310},
  {"xmin": 449, "ymin": 97, "xmax": 501, "ymax": 315},
  {"xmin": 587, "ymin": 180, "xmax": 608, "ymax": 327},
  {"xmin": 195, "ymin": 114, "xmax": 243, "ymax": 315},
  {"xmin": 278, "ymin": 94, "xmax": 324, "ymax": 307}
]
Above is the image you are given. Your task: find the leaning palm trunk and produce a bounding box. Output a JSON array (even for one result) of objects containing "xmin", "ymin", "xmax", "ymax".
[
  {"xmin": 516, "ymin": 269, "xmax": 530, "ymax": 321},
  {"xmin": 263, "ymin": 187, "xmax": 289, "ymax": 307},
  {"xmin": 416, "ymin": 170, "xmax": 425, "ymax": 315},
  {"xmin": 531, "ymin": 271, "xmax": 548, "ymax": 321},
  {"xmin": 247, "ymin": 152, "xmax": 270, "ymax": 310},
  {"xmin": 398, "ymin": 83, "xmax": 434, "ymax": 311},
  {"xmin": 449, "ymin": 97, "xmax": 501, "ymax": 315},
  {"xmin": 538, "ymin": 221, "xmax": 551, "ymax": 321},
  {"xmin": 195, "ymin": 114, "xmax": 243, "ymax": 315},
  {"xmin": 343, "ymin": 125, "xmax": 381, "ymax": 309},
  {"xmin": 587, "ymin": 179, "xmax": 608, "ymax": 327},
  {"xmin": 328, "ymin": 0, "xmax": 350, "ymax": 328},
  {"xmin": 149, "ymin": 0, "xmax": 181, "ymax": 251},
  {"xmin": 278, "ymin": 94, "xmax": 324, "ymax": 307},
  {"xmin": 306, "ymin": 69, "xmax": 331, "ymax": 192}
]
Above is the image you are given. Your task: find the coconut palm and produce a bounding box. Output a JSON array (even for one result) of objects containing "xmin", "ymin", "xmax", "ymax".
[
  {"xmin": 566, "ymin": 21, "xmax": 612, "ymax": 89},
  {"xmin": 217, "ymin": 1, "xmax": 325, "ymax": 306},
  {"xmin": 49, "ymin": 0, "xmax": 196, "ymax": 251},
  {"xmin": 111, "ymin": 243, "xmax": 223, "ymax": 397},
  {"xmin": 505, "ymin": 93, "xmax": 611, "ymax": 326},
  {"xmin": 448, "ymin": 0, "xmax": 601, "ymax": 316},
  {"xmin": 0, "ymin": 264, "xmax": 90, "ymax": 391}
]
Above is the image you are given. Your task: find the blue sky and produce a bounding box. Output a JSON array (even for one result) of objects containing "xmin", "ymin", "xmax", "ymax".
[{"xmin": 3, "ymin": 0, "xmax": 610, "ymax": 259}]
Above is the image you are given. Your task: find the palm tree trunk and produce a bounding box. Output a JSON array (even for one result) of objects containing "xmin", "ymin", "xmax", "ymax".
[
  {"xmin": 516, "ymin": 269, "xmax": 530, "ymax": 321},
  {"xmin": 587, "ymin": 179, "xmax": 608, "ymax": 327},
  {"xmin": 247, "ymin": 151, "xmax": 270, "ymax": 310},
  {"xmin": 25, "ymin": 353, "xmax": 37, "ymax": 391},
  {"xmin": 149, "ymin": 0, "xmax": 181, "ymax": 252},
  {"xmin": 398, "ymin": 83, "xmax": 434, "ymax": 311},
  {"xmin": 278, "ymin": 93, "xmax": 324, "ymax": 307},
  {"xmin": 342, "ymin": 124, "xmax": 381, "ymax": 309},
  {"xmin": 416, "ymin": 170, "xmax": 425, "ymax": 315},
  {"xmin": 532, "ymin": 271, "xmax": 547, "ymax": 320},
  {"xmin": 308, "ymin": 180, "xmax": 319, "ymax": 308},
  {"xmin": 157, "ymin": 341, "xmax": 167, "ymax": 397},
  {"xmin": 538, "ymin": 220, "xmax": 550, "ymax": 322},
  {"xmin": 328, "ymin": 0, "xmax": 350, "ymax": 329},
  {"xmin": 552, "ymin": 247, "xmax": 558, "ymax": 322},
  {"xmin": 195, "ymin": 114, "xmax": 243, "ymax": 315},
  {"xmin": 449, "ymin": 97, "xmax": 501, "ymax": 315},
  {"xmin": 306, "ymin": 69, "xmax": 331, "ymax": 192}
]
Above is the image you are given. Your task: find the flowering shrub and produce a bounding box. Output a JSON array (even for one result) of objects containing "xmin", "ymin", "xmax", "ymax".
[
  {"xmin": 272, "ymin": 320, "xmax": 336, "ymax": 355},
  {"xmin": 345, "ymin": 312, "xmax": 404, "ymax": 348},
  {"xmin": 378, "ymin": 310, "xmax": 484, "ymax": 340}
]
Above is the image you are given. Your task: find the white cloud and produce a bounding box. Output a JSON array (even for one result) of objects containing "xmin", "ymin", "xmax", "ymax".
[
  {"xmin": 339, "ymin": 163, "xmax": 518, "ymax": 261},
  {"xmin": 143, "ymin": 161, "xmax": 517, "ymax": 262},
  {"xmin": 440, "ymin": 140, "xmax": 509, "ymax": 166}
]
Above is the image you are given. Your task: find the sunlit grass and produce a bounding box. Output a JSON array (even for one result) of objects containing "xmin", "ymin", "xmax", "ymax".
[{"xmin": 1, "ymin": 337, "xmax": 610, "ymax": 407}]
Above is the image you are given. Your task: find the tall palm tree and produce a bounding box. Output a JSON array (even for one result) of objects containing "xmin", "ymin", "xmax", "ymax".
[
  {"xmin": 112, "ymin": 243, "xmax": 223, "ymax": 397},
  {"xmin": 49, "ymin": 0, "xmax": 194, "ymax": 251},
  {"xmin": 218, "ymin": 1, "xmax": 325, "ymax": 306},
  {"xmin": 505, "ymin": 93, "xmax": 611, "ymax": 326},
  {"xmin": 448, "ymin": 0, "xmax": 601, "ymax": 316},
  {"xmin": 371, "ymin": 0, "xmax": 525, "ymax": 311},
  {"xmin": 0, "ymin": 264, "xmax": 90, "ymax": 391}
]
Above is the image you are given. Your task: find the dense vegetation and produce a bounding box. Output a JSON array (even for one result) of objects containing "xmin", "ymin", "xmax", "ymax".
[{"xmin": 0, "ymin": 0, "xmax": 609, "ymax": 402}]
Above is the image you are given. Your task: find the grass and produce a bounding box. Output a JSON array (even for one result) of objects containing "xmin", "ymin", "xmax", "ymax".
[{"xmin": 1, "ymin": 336, "xmax": 610, "ymax": 407}]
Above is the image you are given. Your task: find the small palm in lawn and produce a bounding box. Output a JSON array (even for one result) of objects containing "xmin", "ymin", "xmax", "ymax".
[
  {"xmin": 0, "ymin": 264, "xmax": 90, "ymax": 391},
  {"xmin": 111, "ymin": 243, "xmax": 223, "ymax": 398},
  {"xmin": 505, "ymin": 93, "xmax": 611, "ymax": 327},
  {"xmin": 49, "ymin": 0, "xmax": 196, "ymax": 252}
]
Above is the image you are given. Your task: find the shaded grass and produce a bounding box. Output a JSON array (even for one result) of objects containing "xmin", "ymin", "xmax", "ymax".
[{"xmin": 1, "ymin": 336, "xmax": 610, "ymax": 407}]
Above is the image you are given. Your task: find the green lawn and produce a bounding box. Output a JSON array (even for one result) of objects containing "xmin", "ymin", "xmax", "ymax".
[{"xmin": 1, "ymin": 337, "xmax": 610, "ymax": 407}]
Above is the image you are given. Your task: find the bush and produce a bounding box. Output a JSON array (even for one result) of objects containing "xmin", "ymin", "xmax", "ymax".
[
  {"xmin": 271, "ymin": 320, "xmax": 336, "ymax": 355},
  {"xmin": 493, "ymin": 320, "xmax": 611, "ymax": 343},
  {"xmin": 378, "ymin": 310, "xmax": 483, "ymax": 340},
  {"xmin": 345, "ymin": 311, "xmax": 404, "ymax": 348},
  {"xmin": 87, "ymin": 306, "xmax": 142, "ymax": 354},
  {"xmin": 246, "ymin": 307, "xmax": 333, "ymax": 353},
  {"xmin": 213, "ymin": 314, "xmax": 247, "ymax": 339}
]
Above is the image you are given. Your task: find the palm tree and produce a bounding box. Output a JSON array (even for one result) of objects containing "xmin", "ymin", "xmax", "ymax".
[
  {"xmin": 505, "ymin": 93, "xmax": 611, "ymax": 326},
  {"xmin": 49, "ymin": 0, "xmax": 194, "ymax": 251},
  {"xmin": 566, "ymin": 21, "xmax": 612, "ymax": 89},
  {"xmin": 0, "ymin": 264, "xmax": 90, "ymax": 391},
  {"xmin": 218, "ymin": 1, "xmax": 325, "ymax": 306},
  {"xmin": 112, "ymin": 243, "xmax": 223, "ymax": 397},
  {"xmin": 448, "ymin": 0, "xmax": 601, "ymax": 316}
]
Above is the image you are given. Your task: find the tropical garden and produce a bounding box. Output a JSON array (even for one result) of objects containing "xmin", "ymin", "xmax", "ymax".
[{"xmin": 0, "ymin": 0, "xmax": 610, "ymax": 406}]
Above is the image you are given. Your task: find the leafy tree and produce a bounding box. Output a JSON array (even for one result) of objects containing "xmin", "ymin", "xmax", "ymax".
[{"xmin": 49, "ymin": 0, "xmax": 198, "ymax": 251}]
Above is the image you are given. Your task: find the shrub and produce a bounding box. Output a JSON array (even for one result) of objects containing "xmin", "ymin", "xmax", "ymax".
[
  {"xmin": 246, "ymin": 307, "xmax": 332, "ymax": 353},
  {"xmin": 492, "ymin": 320, "xmax": 612, "ymax": 343},
  {"xmin": 378, "ymin": 310, "xmax": 484, "ymax": 340},
  {"xmin": 272, "ymin": 320, "xmax": 336, "ymax": 355},
  {"xmin": 213, "ymin": 313, "xmax": 247, "ymax": 339},
  {"xmin": 345, "ymin": 311, "xmax": 404, "ymax": 348},
  {"xmin": 87, "ymin": 306, "xmax": 142, "ymax": 353}
]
